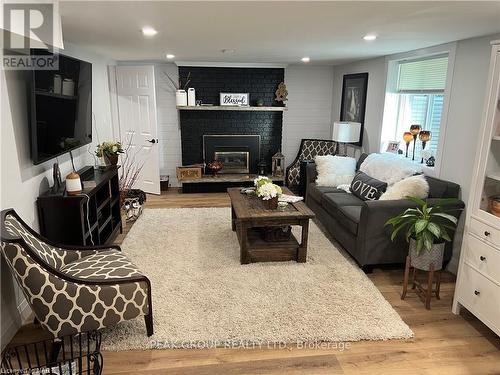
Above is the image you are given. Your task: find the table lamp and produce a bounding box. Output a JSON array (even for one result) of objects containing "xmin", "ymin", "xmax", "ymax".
[{"xmin": 332, "ymin": 122, "xmax": 361, "ymax": 156}]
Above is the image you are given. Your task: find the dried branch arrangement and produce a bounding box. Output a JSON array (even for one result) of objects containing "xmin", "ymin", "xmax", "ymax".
[
  {"xmin": 119, "ymin": 134, "xmax": 146, "ymax": 202},
  {"xmin": 163, "ymin": 71, "xmax": 191, "ymax": 91}
]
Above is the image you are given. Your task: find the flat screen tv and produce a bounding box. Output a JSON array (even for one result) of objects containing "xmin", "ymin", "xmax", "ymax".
[{"xmin": 29, "ymin": 49, "xmax": 92, "ymax": 165}]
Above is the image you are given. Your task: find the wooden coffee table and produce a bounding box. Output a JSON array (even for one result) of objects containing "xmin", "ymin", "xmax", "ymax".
[{"xmin": 228, "ymin": 187, "xmax": 315, "ymax": 264}]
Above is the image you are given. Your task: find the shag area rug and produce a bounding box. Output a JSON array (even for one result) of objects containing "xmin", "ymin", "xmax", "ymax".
[{"xmin": 102, "ymin": 208, "xmax": 413, "ymax": 350}]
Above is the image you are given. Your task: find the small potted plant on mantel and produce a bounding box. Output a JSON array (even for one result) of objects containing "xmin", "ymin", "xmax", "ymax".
[
  {"xmin": 95, "ymin": 141, "xmax": 124, "ymax": 167},
  {"xmin": 254, "ymin": 176, "xmax": 282, "ymax": 210},
  {"xmin": 386, "ymin": 196, "xmax": 461, "ymax": 271}
]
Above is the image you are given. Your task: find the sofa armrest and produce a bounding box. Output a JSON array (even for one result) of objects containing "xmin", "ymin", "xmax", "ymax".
[
  {"xmin": 359, "ymin": 198, "xmax": 465, "ymax": 242},
  {"xmin": 362, "ymin": 198, "xmax": 465, "ymax": 221}
]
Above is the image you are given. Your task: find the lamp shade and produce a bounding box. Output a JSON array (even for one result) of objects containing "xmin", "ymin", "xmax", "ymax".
[{"xmin": 332, "ymin": 122, "xmax": 361, "ymax": 143}]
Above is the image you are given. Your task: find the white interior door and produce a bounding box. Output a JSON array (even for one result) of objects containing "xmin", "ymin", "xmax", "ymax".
[{"xmin": 115, "ymin": 65, "xmax": 160, "ymax": 194}]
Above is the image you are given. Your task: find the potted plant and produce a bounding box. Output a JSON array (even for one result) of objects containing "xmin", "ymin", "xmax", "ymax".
[
  {"xmin": 95, "ymin": 141, "xmax": 124, "ymax": 166},
  {"xmin": 386, "ymin": 196, "xmax": 461, "ymax": 271},
  {"xmin": 254, "ymin": 176, "xmax": 282, "ymax": 209}
]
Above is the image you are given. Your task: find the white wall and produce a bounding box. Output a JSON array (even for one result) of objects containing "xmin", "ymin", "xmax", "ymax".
[
  {"xmin": 332, "ymin": 58, "xmax": 387, "ymax": 154},
  {"xmin": 0, "ymin": 42, "xmax": 115, "ymax": 348},
  {"xmin": 283, "ymin": 65, "xmax": 335, "ymax": 165},
  {"xmin": 153, "ymin": 63, "xmax": 181, "ymax": 186},
  {"xmin": 331, "ymin": 33, "xmax": 500, "ymax": 273}
]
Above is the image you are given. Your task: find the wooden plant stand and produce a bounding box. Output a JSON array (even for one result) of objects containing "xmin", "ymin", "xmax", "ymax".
[{"xmin": 401, "ymin": 255, "xmax": 442, "ymax": 310}]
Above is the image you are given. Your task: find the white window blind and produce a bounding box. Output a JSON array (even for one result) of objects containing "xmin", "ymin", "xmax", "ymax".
[{"xmin": 397, "ymin": 56, "xmax": 449, "ymax": 92}]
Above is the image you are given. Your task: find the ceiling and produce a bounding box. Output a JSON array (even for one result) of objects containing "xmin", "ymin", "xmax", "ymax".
[{"xmin": 60, "ymin": 1, "xmax": 500, "ymax": 65}]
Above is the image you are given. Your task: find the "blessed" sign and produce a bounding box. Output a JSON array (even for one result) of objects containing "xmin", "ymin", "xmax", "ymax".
[{"xmin": 220, "ymin": 93, "xmax": 249, "ymax": 106}]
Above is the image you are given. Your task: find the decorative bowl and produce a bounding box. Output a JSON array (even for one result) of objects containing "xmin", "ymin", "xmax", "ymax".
[{"xmin": 207, "ymin": 161, "xmax": 223, "ymax": 176}]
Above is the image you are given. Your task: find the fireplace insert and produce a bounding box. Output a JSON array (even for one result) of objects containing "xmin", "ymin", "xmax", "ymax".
[{"xmin": 203, "ymin": 135, "xmax": 260, "ymax": 174}]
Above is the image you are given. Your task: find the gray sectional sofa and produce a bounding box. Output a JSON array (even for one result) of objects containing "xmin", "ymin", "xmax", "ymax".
[{"xmin": 305, "ymin": 153, "xmax": 465, "ymax": 272}]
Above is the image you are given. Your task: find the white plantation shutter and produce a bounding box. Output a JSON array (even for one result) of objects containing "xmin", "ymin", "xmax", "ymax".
[{"xmin": 397, "ymin": 56, "xmax": 448, "ymax": 92}]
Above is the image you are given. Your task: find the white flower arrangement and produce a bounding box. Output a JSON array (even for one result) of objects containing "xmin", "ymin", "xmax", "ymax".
[
  {"xmin": 254, "ymin": 176, "xmax": 271, "ymax": 188},
  {"xmin": 256, "ymin": 181, "xmax": 282, "ymax": 200}
]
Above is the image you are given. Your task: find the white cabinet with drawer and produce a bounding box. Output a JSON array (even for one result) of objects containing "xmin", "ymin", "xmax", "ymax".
[
  {"xmin": 452, "ymin": 41, "xmax": 500, "ymax": 337},
  {"xmin": 469, "ymin": 217, "xmax": 499, "ymax": 246},
  {"xmin": 465, "ymin": 234, "xmax": 500, "ymax": 282},
  {"xmin": 457, "ymin": 263, "xmax": 500, "ymax": 334}
]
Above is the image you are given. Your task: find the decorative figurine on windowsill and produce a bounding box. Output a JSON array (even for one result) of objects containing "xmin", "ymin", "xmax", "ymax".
[{"xmin": 426, "ymin": 156, "xmax": 435, "ymax": 167}]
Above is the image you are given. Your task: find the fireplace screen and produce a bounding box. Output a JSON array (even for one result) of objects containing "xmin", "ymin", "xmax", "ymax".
[{"xmin": 214, "ymin": 151, "xmax": 250, "ymax": 174}]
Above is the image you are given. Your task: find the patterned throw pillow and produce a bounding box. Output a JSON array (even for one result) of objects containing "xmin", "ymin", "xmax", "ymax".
[{"xmin": 350, "ymin": 171, "xmax": 388, "ymax": 201}]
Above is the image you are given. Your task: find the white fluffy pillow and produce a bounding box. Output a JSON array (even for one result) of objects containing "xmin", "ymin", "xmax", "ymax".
[
  {"xmin": 379, "ymin": 174, "xmax": 429, "ymax": 201},
  {"xmin": 360, "ymin": 153, "xmax": 423, "ymax": 186},
  {"xmin": 315, "ymin": 155, "xmax": 356, "ymax": 187}
]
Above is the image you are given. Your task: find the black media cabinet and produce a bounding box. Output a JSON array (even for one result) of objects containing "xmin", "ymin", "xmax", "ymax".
[{"xmin": 37, "ymin": 166, "xmax": 122, "ymax": 246}]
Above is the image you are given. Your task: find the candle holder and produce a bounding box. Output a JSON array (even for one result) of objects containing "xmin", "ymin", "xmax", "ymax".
[
  {"xmin": 419, "ymin": 131, "xmax": 431, "ymax": 164},
  {"xmin": 409, "ymin": 124, "xmax": 422, "ymax": 161},
  {"xmin": 403, "ymin": 132, "xmax": 413, "ymax": 158}
]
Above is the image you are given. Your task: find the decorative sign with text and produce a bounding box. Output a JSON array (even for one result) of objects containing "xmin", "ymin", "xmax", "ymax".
[{"xmin": 220, "ymin": 93, "xmax": 249, "ymax": 106}]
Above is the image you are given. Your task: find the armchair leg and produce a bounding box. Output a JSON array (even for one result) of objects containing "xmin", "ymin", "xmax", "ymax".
[{"xmin": 144, "ymin": 313, "xmax": 154, "ymax": 336}]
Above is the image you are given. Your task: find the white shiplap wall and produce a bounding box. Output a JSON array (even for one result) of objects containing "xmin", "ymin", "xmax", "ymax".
[
  {"xmin": 282, "ymin": 65, "xmax": 334, "ymax": 165},
  {"xmin": 153, "ymin": 63, "xmax": 181, "ymax": 186},
  {"xmin": 153, "ymin": 64, "xmax": 335, "ymax": 187}
]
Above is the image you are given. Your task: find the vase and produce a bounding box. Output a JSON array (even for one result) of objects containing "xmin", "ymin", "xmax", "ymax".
[
  {"xmin": 105, "ymin": 155, "xmax": 119, "ymax": 166},
  {"xmin": 262, "ymin": 196, "xmax": 279, "ymax": 210},
  {"xmin": 176, "ymin": 90, "xmax": 187, "ymax": 106},
  {"xmin": 409, "ymin": 238, "xmax": 444, "ymax": 271}
]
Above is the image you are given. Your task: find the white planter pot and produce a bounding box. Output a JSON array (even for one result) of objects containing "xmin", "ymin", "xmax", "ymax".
[
  {"xmin": 409, "ymin": 238, "xmax": 444, "ymax": 271},
  {"xmin": 176, "ymin": 90, "xmax": 187, "ymax": 106}
]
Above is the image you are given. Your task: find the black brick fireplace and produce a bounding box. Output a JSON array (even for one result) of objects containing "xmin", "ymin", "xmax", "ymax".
[{"xmin": 178, "ymin": 67, "xmax": 284, "ymax": 174}]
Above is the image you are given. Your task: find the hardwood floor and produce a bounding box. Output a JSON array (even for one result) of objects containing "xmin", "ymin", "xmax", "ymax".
[{"xmin": 9, "ymin": 190, "xmax": 500, "ymax": 374}]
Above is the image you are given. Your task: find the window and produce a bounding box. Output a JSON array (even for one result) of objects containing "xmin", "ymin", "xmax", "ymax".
[{"xmin": 381, "ymin": 54, "xmax": 449, "ymax": 163}]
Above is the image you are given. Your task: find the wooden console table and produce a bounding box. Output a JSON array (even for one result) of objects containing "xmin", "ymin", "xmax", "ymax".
[{"xmin": 228, "ymin": 187, "xmax": 314, "ymax": 264}]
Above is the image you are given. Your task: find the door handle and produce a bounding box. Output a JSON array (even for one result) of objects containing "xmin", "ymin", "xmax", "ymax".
[{"xmin": 147, "ymin": 139, "xmax": 157, "ymax": 144}]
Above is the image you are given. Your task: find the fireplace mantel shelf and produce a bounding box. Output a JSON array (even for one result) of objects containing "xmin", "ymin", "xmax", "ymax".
[
  {"xmin": 177, "ymin": 106, "xmax": 287, "ymax": 112},
  {"xmin": 179, "ymin": 174, "xmax": 285, "ymax": 184}
]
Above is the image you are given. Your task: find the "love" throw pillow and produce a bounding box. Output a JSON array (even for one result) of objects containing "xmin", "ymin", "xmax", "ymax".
[{"xmin": 350, "ymin": 171, "xmax": 387, "ymax": 201}]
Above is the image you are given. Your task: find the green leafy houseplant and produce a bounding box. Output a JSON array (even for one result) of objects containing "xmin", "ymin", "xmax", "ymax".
[
  {"xmin": 95, "ymin": 141, "xmax": 125, "ymax": 167},
  {"xmin": 386, "ymin": 196, "xmax": 461, "ymax": 257},
  {"xmin": 95, "ymin": 141, "xmax": 124, "ymax": 158}
]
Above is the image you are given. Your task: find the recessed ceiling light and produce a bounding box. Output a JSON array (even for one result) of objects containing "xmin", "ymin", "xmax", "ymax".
[
  {"xmin": 141, "ymin": 27, "xmax": 157, "ymax": 37},
  {"xmin": 363, "ymin": 34, "xmax": 377, "ymax": 41},
  {"xmin": 166, "ymin": 54, "xmax": 175, "ymax": 59},
  {"xmin": 221, "ymin": 48, "xmax": 235, "ymax": 54},
  {"xmin": 301, "ymin": 57, "xmax": 310, "ymax": 63}
]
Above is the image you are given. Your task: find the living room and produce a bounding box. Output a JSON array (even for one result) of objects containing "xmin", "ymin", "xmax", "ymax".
[{"xmin": 1, "ymin": 1, "xmax": 500, "ymax": 374}]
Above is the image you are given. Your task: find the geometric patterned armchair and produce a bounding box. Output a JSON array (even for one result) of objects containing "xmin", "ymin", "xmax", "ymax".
[
  {"xmin": 0, "ymin": 209, "xmax": 153, "ymax": 338},
  {"xmin": 285, "ymin": 139, "xmax": 337, "ymax": 192}
]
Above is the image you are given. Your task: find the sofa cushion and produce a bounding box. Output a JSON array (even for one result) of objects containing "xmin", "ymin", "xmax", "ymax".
[
  {"xmin": 333, "ymin": 206, "xmax": 362, "ymax": 235},
  {"xmin": 60, "ymin": 250, "xmax": 144, "ymax": 280},
  {"xmin": 426, "ymin": 176, "xmax": 461, "ymax": 198},
  {"xmin": 307, "ymin": 184, "xmax": 345, "ymax": 203},
  {"xmin": 323, "ymin": 192, "xmax": 365, "ymax": 211},
  {"xmin": 350, "ymin": 171, "xmax": 388, "ymax": 201}
]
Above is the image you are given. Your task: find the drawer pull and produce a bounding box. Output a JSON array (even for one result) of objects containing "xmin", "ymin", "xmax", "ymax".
[
  {"xmin": 484, "ymin": 231, "xmax": 490, "ymax": 237},
  {"xmin": 474, "ymin": 290, "xmax": 480, "ymax": 296},
  {"xmin": 480, "ymin": 256, "xmax": 486, "ymax": 261}
]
